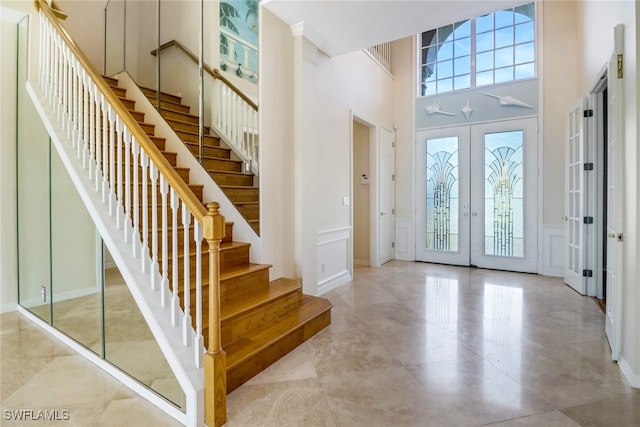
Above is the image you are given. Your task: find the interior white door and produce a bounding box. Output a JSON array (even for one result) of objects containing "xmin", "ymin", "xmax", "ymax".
[
  {"xmin": 378, "ymin": 127, "xmax": 395, "ymax": 265},
  {"xmin": 416, "ymin": 119, "xmax": 538, "ymax": 272},
  {"xmin": 415, "ymin": 126, "xmax": 470, "ymax": 266},
  {"xmin": 606, "ymin": 24, "xmax": 624, "ymax": 361},
  {"xmin": 470, "ymin": 118, "xmax": 538, "ymax": 273},
  {"xmin": 564, "ymin": 97, "xmax": 588, "ymax": 294}
]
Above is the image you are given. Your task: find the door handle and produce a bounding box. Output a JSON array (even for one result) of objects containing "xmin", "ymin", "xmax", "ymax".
[
  {"xmin": 380, "ymin": 212, "xmax": 385, "ymax": 216},
  {"xmin": 608, "ymin": 233, "xmax": 616, "ymax": 238},
  {"xmin": 472, "ymin": 212, "xmax": 478, "ymax": 217},
  {"xmin": 562, "ymin": 216, "xmax": 568, "ymax": 222},
  {"xmin": 464, "ymin": 212, "xmax": 469, "ymax": 217}
]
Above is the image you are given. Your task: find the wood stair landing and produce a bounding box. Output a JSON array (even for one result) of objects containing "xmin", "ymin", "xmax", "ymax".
[{"xmin": 102, "ymin": 76, "xmax": 331, "ymax": 394}]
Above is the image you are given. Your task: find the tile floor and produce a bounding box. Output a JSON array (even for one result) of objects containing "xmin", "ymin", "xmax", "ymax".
[{"xmin": 2, "ymin": 261, "xmax": 639, "ymax": 426}]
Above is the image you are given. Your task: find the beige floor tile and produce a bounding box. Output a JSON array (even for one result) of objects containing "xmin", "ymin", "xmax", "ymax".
[{"xmin": 485, "ymin": 410, "xmax": 582, "ymax": 426}]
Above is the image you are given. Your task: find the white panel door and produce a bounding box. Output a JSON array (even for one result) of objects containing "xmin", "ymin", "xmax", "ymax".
[
  {"xmin": 606, "ymin": 24, "xmax": 624, "ymax": 361},
  {"xmin": 416, "ymin": 126, "xmax": 471, "ymax": 266},
  {"xmin": 379, "ymin": 127, "xmax": 395, "ymax": 265},
  {"xmin": 416, "ymin": 118, "xmax": 538, "ymax": 273},
  {"xmin": 564, "ymin": 97, "xmax": 588, "ymax": 294}
]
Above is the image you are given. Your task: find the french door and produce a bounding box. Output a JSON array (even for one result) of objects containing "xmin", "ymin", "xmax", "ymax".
[{"xmin": 416, "ymin": 118, "xmax": 538, "ymax": 273}]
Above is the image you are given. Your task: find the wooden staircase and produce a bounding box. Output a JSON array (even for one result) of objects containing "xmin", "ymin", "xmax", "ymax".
[
  {"xmin": 140, "ymin": 87, "xmax": 261, "ymax": 235},
  {"xmin": 102, "ymin": 75, "xmax": 332, "ymax": 393}
]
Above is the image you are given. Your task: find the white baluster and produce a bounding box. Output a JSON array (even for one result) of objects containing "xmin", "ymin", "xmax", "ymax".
[
  {"xmin": 89, "ymin": 84, "xmax": 96, "ymax": 179},
  {"xmin": 150, "ymin": 164, "xmax": 160, "ymax": 290},
  {"xmin": 123, "ymin": 128, "xmax": 132, "ymax": 242},
  {"xmin": 97, "ymin": 94, "xmax": 105, "ymax": 193},
  {"xmin": 170, "ymin": 188, "xmax": 179, "ymax": 326},
  {"xmin": 108, "ymin": 107, "xmax": 116, "ymax": 215},
  {"xmin": 160, "ymin": 176, "xmax": 170, "ymax": 306},
  {"xmin": 194, "ymin": 221, "xmax": 203, "ymax": 368},
  {"xmin": 131, "ymin": 138, "xmax": 141, "ymax": 257},
  {"xmin": 116, "ymin": 117, "xmax": 124, "ymax": 228},
  {"xmin": 141, "ymin": 152, "xmax": 150, "ymax": 274},
  {"xmin": 182, "ymin": 203, "xmax": 192, "ymax": 347},
  {"xmin": 82, "ymin": 71, "xmax": 89, "ymax": 168}
]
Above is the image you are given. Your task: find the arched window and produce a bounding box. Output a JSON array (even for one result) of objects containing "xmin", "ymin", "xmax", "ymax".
[{"xmin": 420, "ymin": 3, "xmax": 535, "ymax": 96}]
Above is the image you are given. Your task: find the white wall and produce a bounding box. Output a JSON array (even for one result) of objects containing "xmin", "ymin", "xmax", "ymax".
[
  {"xmin": 290, "ymin": 31, "xmax": 396, "ymax": 294},
  {"xmin": 259, "ymin": 8, "xmax": 295, "ymax": 280},
  {"xmin": 0, "ymin": 13, "xmax": 20, "ymax": 312},
  {"xmin": 575, "ymin": 0, "xmax": 640, "ymax": 384}
]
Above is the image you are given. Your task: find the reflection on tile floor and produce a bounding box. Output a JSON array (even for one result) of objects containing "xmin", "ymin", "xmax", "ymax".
[{"xmin": 2, "ymin": 261, "xmax": 639, "ymax": 426}]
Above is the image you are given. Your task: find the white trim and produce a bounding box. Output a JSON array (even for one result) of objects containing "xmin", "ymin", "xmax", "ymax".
[
  {"xmin": 317, "ymin": 227, "xmax": 351, "ymax": 295},
  {"xmin": 542, "ymin": 224, "xmax": 564, "ymax": 277},
  {"xmin": 618, "ymin": 357, "xmax": 640, "ymax": 388},
  {"xmin": 16, "ymin": 306, "xmax": 187, "ymax": 425},
  {"xmin": 394, "ymin": 218, "xmax": 415, "ymax": 261},
  {"xmin": 20, "ymin": 286, "xmax": 98, "ymax": 308},
  {"xmin": 1, "ymin": 303, "xmax": 17, "ymax": 314}
]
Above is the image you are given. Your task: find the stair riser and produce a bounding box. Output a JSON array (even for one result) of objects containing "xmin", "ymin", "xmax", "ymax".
[
  {"xmin": 186, "ymin": 144, "xmax": 231, "ymax": 160},
  {"xmin": 166, "ymin": 119, "xmax": 211, "ymax": 135},
  {"xmin": 222, "ymin": 188, "xmax": 259, "ymax": 203},
  {"xmin": 204, "ymin": 158, "xmax": 242, "ymax": 173},
  {"xmin": 108, "ymin": 86, "xmax": 127, "ymax": 97},
  {"xmin": 210, "ymin": 173, "xmax": 253, "ymax": 187},
  {"xmin": 118, "ymin": 98, "xmax": 136, "ymax": 110},
  {"xmin": 225, "ymin": 311, "xmax": 331, "ymax": 393},
  {"xmin": 236, "ymin": 203, "xmax": 259, "ymax": 219},
  {"xmin": 220, "ymin": 293, "xmax": 301, "ymax": 345},
  {"xmin": 146, "ymin": 97, "xmax": 191, "ymax": 114},
  {"xmin": 140, "ymin": 87, "xmax": 182, "ymax": 104},
  {"xmin": 220, "ymin": 245, "xmax": 250, "ymax": 271},
  {"xmin": 221, "ymin": 268, "xmax": 270, "ymax": 301},
  {"xmin": 161, "ymin": 109, "xmax": 199, "ymax": 125},
  {"xmin": 176, "ymin": 130, "xmax": 220, "ymax": 146}
]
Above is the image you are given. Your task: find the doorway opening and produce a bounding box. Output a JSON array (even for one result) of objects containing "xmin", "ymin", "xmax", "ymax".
[{"xmin": 353, "ymin": 119, "xmax": 372, "ymax": 266}]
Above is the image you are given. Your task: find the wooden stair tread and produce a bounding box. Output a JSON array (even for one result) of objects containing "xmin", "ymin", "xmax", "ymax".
[
  {"xmin": 220, "ymin": 278, "xmax": 300, "ymax": 322},
  {"xmin": 220, "ymin": 241, "xmax": 251, "ymax": 252},
  {"xmin": 221, "ymin": 263, "xmax": 271, "ymax": 281},
  {"xmin": 220, "ymin": 185, "xmax": 259, "ymax": 190},
  {"xmin": 224, "ymin": 295, "xmax": 333, "ymax": 370},
  {"xmin": 161, "ymin": 109, "xmax": 201, "ymax": 122}
]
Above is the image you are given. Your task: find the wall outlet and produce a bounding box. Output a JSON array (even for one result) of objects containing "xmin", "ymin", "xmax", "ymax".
[{"xmin": 41, "ymin": 285, "xmax": 46, "ymax": 303}]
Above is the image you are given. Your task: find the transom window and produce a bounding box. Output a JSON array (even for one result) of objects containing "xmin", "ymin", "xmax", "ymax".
[{"xmin": 420, "ymin": 3, "xmax": 536, "ymax": 96}]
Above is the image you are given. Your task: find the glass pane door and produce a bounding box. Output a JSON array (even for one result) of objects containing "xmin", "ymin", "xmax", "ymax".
[
  {"xmin": 416, "ymin": 126, "xmax": 470, "ymax": 266},
  {"xmin": 416, "ymin": 118, "xmax": 538, "ymax": 273},
  {"xmin": 470, "ymin": 118, "xmax": 538, "ymax": 272}
]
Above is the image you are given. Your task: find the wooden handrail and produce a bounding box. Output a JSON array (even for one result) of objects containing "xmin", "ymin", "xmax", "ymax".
[
  {"xmin": 151, "ymin": 39, "xmax": 258, "ymax": 111},
  {"xmin": 36, "ymin": 0, "xmax": 207, "ymax": 223}
]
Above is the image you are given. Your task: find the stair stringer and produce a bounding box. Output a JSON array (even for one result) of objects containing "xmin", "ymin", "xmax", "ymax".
[
  {"xmin": 114, "ymin": 71, "xmax": 263, "ymax": 263},
  {"xmin": 27, "ymin": 81, "xmax": 204, "ymax": 427}
]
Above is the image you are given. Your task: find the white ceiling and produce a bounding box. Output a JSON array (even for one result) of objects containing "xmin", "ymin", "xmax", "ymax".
[{"xmin": 262, "ymin": 0, "xmax": 531, "ymax": 57}]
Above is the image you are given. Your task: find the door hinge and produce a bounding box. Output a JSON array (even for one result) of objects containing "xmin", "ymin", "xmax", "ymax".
[
  {"xmin": 392, "ymin": 208, "xmax": 395, "ymax": 215},
  {"xmin": 584, "ymin": 162, "xmax": 594, "ymax": 171},
  {"xmin": 392, "ymin": 242, "xmax": 395, "ymax": 248},
  {"xmin": 582, "ymin": 269, "xmax": 593, "ymax": 277},
  {"xmin": 583, "ymin": 216, "xmax": 594, "ymax": 224},
  {"xmin": 583, "ymin": 109, "xmax": 593, "ymax": 118},
  {"xmin": 618, "ymin": 54, "xmax": 623, "ymax": 79},
  {"xmin": 392, "ymin": 174, "xmax": 395, "ymax": 181},
  {"xmin": 392, "ymin": 141, "xmax": 395, "ymax": 148}
]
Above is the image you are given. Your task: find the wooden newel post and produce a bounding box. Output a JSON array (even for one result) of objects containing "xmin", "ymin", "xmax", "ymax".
[{"xmin": 203, "ymin": 202, "xmax": 226, "ymax": 427}]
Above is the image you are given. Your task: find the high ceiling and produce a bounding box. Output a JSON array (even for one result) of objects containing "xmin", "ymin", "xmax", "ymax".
[{"xmin": 262, "ymin": 0, "xmax": 531, "ymax": 57}]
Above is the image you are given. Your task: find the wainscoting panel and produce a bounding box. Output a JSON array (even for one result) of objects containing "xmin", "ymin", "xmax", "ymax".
[
  {"xmin": 542, "ymin": 224, "xmax": 565, "ymax": 277},
  {"xmin": 317, "ymin": 227, "xmax": 352, "ymax": 295},
  {"xmin": 395, "ymin": 218, "xmax": 415, "ymax": 261}
]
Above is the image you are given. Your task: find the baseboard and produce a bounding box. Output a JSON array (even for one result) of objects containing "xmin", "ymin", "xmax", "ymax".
[
  {"xmin": 19, "ymin": 286, "xmax": 98, "ymax": 308},
  {"xmin": 317, "ymin": 271, "xmax": 351, "ymax": 296},
  {"xmin": 618, "ymin": 356, "xmax": 640, "ymax": 388}
]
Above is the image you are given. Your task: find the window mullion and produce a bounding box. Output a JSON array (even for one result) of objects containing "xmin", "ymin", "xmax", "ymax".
[{"xmin": 470, "ymin": 18, "xmax": 476, "ymax": 88}]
